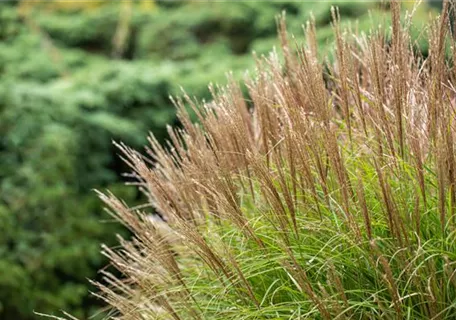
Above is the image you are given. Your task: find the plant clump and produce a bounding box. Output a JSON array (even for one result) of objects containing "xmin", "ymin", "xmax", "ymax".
[{"xmin": 96, "ymin": 1, "xmax": 456, "ymax": 319}]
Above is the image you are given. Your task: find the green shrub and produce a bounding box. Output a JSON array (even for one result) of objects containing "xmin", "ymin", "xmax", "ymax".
[
  {"xmin": 96, "ymin": 3, "xmax": 456, "ymax": 319},
  {"xmin": 0, "ymin": 40, "xmax": 176, "ymax": 320},
  {"xmin": 0, "ymin": 78, "xmax": 130, "ymax": 319},
  {"xmin": 34, "ymin": 3, "xmax": 154, "ymax": 57}
]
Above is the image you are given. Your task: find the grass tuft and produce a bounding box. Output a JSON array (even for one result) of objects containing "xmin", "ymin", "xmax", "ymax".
[{"xmin": 95, "ymin": 1, "xmax": 456, "ymax": 319}]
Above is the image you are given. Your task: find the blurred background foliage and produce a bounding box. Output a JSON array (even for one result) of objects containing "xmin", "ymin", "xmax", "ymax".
[{"xmin": 0, "ymin": 1, "xmax": 441, "ymax": 319}]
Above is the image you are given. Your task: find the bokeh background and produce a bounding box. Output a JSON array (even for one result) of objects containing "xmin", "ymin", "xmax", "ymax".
[{"xmin": 0, "ymin": 1, "xmax": 444, "ymax": 319}]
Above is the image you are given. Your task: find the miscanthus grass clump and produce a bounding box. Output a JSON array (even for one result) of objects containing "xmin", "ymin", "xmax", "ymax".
[{"xmin": 95, "ymin": 2, "xmax": 456, "ymax": 319}]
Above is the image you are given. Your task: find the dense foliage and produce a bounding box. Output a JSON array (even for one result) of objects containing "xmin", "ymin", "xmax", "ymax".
[
  {"xmin": 97, "ymin": 2, "xmax": 456, "ymax": 319},
  {"xmin": 0, "ymin": 1, "xmax": 440, "ymax": 319}
]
